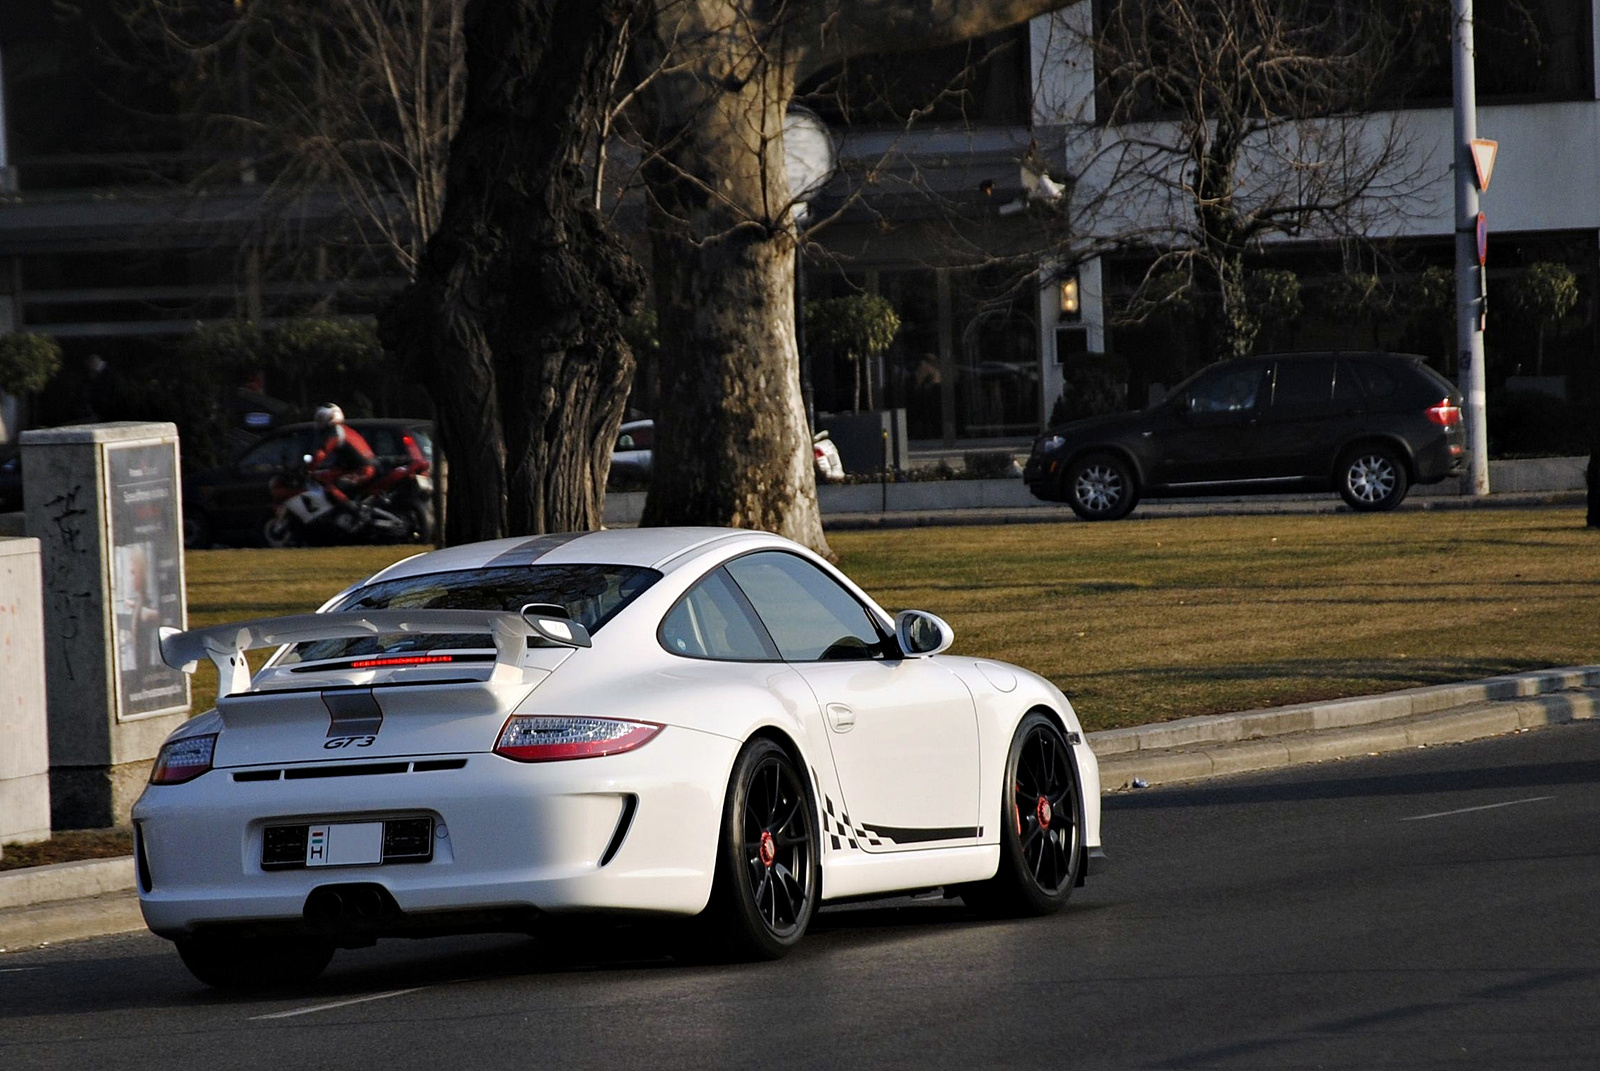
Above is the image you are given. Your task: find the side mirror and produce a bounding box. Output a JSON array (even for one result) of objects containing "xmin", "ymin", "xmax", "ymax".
[
  {"xmin": 520, "ymin": 602, "xmax": 592, "ymax": 648},
  {"xmin": 894, "ymin": 610, "xmax": 954, "ymax": 658}
]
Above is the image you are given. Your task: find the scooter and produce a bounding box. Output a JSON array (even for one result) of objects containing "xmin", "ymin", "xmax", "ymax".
[{"xmin": 813, "ymin": 430, "xmax": 845, "ymax": 482}]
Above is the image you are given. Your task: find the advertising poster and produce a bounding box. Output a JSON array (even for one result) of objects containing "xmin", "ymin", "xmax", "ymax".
[{"xmin": 105, "ymin": 440, "xmax": 189, "ymax": 720}]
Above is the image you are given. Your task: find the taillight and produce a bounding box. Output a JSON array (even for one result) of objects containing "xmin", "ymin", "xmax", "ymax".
[
  {"xmin": 494, "ymin": 716, "xmax": 662, "ymax": 762},
  {"xmin": 1426, "ymin": 399, "xmax": 1461, "ymax": 427},
  {"xmin": 149, "ymin": 734, "xmax": 217, "ymax": 785}
]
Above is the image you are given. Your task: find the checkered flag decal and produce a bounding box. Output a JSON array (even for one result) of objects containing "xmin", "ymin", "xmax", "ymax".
[{"xmin": 823, "ymin": 793, "xmax": 884, "ymax": 851}]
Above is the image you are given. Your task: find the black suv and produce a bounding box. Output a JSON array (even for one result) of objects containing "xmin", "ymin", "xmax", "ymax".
[{"xmin": 1024, "ymin": 352, "xmax": 1466, "ymax": 520}]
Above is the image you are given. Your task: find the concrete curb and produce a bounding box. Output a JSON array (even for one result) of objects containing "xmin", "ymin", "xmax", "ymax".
[
  {"xmin": 0, "ymin": 856, "xmax": 136, "ymax": 911},
  {"xmin": 1096, "ymin": 685, "xmax": 1600, "ymax": 791},
  {"xmin": 1088, "ymin": 665, "xmax": 1600, "ymax": 758}
]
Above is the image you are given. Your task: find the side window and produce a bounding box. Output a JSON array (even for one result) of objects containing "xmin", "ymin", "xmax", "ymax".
[
  {"xmin": 1271, "ymin": 358, "xmax": 1336, "ymax": 414},
  {"xmin": 723, "ymin": 551, "xmax": 889, "ymax": 662},
  {"xmin": 363, "ymin": 427, "xmax": 401, "ymax": 459},
  {"xmin": 238, "ymin": 434, "xmax": 301, "ymax": 474},
  {"xmin": 1334, "ymin": 359, "xmax": 1364, "ymax": 402},
  {"xmin": 1350, "ymin": 360, "xmax": 1398, "ymax": 398},
  {"xmin": 659, "ymin": 567, "xmax": 778, "ymax": 661},
  {"xmin": 1187, "ymin": 364, "xmax": 1265, "ymax": 414}
]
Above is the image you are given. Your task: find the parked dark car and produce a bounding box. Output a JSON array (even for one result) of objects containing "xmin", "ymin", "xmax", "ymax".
[
  {"xmin": 184, "ymin": 418, "xmax": 433, "ymax": 547},
  {"xmin": 1024, "ymin": 352, "xmax": 1466, "ymax": 520}
]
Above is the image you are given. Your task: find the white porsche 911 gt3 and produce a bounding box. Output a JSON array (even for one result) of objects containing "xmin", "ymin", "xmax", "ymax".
[{"xmin": 135, "ymin": 527, "xmax": 1104, "ymax": 987}]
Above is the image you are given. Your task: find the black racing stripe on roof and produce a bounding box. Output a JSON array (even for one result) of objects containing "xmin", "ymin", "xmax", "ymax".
[{"xmin": 484, "ymin": 532, "xmax": 590, "ymax": 568}]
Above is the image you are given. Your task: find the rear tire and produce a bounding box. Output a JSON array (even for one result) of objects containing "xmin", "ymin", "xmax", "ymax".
[
  {"xmin": 175, "ymin": 934, "xmax": 334, "ymax": 990},
  {"xmin": 692, "ymin": 739, "xmax": 819, "ymax": 962},
  {"xmin": 1062, "ymin": 452, "xmax": 1139, "ymax": 521},
  {"xmin": 403, "ymin": 502, "xmax": 433, "ymax": 544},
  {"xmin": 960, "ymin": 713, "xmax": 1083, "ymax": 917},
  {"xmin": 1338, "ymin": 445, "xmax": 1408, "ymax": 512}
]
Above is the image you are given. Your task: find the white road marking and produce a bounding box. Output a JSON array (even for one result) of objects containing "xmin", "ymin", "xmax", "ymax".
[
  {"xmin": 249, "ymin": 986, "xmax": 429, "ymax": 1020},
  {"xmin": 1402, "ymin": 796, "xmax": 1554, "ymax": 822},
  {"xmin": 0, "ymin": 967, "xmax": 41, "ymax": 974}
]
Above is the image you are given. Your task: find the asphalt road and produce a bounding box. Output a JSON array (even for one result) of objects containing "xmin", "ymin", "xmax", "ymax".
[{"xmin": 4, "ymin": 722, "xmax": 1599, "ymax": 1070}]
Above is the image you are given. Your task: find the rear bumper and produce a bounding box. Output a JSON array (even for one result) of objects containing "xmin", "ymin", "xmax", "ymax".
[
  {"xmin": 132, "ymin": 726, "xmax": 739, "ymax": 938},
  {"xmin": 1413, "ymin": 436, "xmax": 1467, "ymax": 484}
]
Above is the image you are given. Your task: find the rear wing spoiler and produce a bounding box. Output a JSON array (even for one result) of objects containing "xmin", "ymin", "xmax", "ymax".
[{"xmin": 159, "ymin": 608, "xmax": 589, "ymax": 703}]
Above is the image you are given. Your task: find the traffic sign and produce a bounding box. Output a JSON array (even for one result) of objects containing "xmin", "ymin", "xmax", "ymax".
[
  {"xmin": 1476, "ymin": 212, "xmax": 1487, "ymax": 266},
  {"xmin": 1469, "ymin": 138, "xmax": 1498, "ymax": 192}
]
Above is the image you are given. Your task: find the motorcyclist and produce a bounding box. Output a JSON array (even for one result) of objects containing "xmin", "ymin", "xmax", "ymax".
[{"xmin": 308, "ymin": 403, "xmax": 378, "ymax": 511}]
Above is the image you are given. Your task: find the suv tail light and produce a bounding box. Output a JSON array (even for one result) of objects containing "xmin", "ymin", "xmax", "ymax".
[
  {"xmin": 150, "ymin": 734, "xmax": 217, "ymax": 784},
  {"xmin": 494, "ymin": 716, "xmax": 662, "ymax": 762},
  {"xmin": 1425, "ymin": 400, "xmax": 1461, "ymax": 427}
]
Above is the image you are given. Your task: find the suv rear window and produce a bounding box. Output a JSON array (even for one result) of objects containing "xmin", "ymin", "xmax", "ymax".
[
  {"xmin": 1347, "ymin": 360, "xmax": 1399, "ymax": 398},
  {"xmin": 281, "ymin": 564, "xmax": 661, "ymax": 664}
]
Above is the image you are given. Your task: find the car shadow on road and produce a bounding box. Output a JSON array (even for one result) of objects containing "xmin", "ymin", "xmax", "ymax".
[{"xmin": 0, "ymin": 896, "xmax": 1093, "ymax": 1021}]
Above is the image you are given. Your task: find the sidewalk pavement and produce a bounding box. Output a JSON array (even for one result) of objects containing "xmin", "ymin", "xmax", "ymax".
[
  {"xmin": 3, "ymin": 664, "xmax": 1597, "ymax": 952},
  {"xmin": 823, "ymin": 489, "xmax": 1585, "ymax": 530}
]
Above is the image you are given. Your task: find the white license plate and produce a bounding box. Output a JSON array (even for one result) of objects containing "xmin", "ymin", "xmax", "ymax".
[{"xmin": 305, "ymin": 822, "xmax": 384, "ymax": 867}]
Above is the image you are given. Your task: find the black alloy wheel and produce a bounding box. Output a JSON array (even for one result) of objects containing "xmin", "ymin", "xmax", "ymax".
[
  {"xmin": 1338, "ymin": 445, "xmax": 1409, "ymax": 512},
  {"xmin": 1063, "ymin": 452, "xmax": 1138, "ymax": 521},
  {"xmin": 961, "ymin": 712, "xmax": 1083, "ymax": 916},
  {"xmin": 700, "ymin": 738, "xmax": 818, "ymax": 960}
]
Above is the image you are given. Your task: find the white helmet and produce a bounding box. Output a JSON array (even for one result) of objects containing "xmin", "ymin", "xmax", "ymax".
[{"xmin": 313, "ymin": 403, "xmax": 345, "ymax": 430}]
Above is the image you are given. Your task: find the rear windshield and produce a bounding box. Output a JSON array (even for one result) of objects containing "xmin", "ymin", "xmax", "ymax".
[{"xmin": 281, "ymin": 564, "xmax": 661, "ymax": 664}]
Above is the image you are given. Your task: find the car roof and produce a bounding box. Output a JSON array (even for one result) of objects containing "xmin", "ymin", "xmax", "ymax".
[
  {"xmin": 364, "ymin": 527, "xmax": 791, "ymax": 582},
  {"xmin": 1253, "ymin": 351, "xmax": 1428, "ymax": 363},
  {"xmin": 273, "ymin": 418, "xmax": 432, "ymax": 433}
]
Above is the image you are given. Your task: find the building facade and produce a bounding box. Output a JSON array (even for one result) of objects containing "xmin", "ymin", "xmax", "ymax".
[{"xmin": 3, "ymin": 2, "xmax": 1597, "ymax": 448}]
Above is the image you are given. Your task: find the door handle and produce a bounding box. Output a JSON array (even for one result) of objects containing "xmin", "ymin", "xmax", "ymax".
[{"xmin": 825, "ymin": 703, "xmax": 855, "ymax": 733}]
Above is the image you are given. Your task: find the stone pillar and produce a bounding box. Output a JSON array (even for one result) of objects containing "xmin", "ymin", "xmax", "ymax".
[
  {"xmin": 0, "ymin": 537, "xmax": 51, "ymax": 855},
  {"xmin": 20, "ymin": 422, "xmax": 190, "ymax": 829}
]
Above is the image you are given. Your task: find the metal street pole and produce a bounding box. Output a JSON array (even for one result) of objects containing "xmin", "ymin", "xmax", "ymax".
[{"xmin": 1453, "ymin": 0, "xmax": 1490, "ymax": 495}]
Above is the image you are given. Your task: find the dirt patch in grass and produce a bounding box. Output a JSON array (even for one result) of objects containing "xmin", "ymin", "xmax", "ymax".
[{"xmin": 1, "ymin": 829, "xmax": 133, "ymax": 871}]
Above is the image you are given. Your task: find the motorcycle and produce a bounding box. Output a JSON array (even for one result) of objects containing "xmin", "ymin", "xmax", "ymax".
[{"xmin": 264, "ymin": 454, "xmax": 434, "ymax": 547}]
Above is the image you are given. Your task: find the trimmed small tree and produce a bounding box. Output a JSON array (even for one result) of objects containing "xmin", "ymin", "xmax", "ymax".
[
  {"xmin": 1323, "ymin": 272, "xmax": 1391, "ymax": 348},
  {"xmin": 0, "ymin": 333, "xmax": 65, "ymax": 399},
  {"xmin": 0, "ymin": 331, "xmax": 64, "ymax": 442},
  {"xmin": 1245, "ymin": 269, "xmax": 1302, "ymax": 351},
  {"xmin": 804, "ymin": 295, "xmax": 901, "ymax": 413},
  {"xmin": 1510, "ymin": 261, "xmax": 1579, "ymax": 376}
]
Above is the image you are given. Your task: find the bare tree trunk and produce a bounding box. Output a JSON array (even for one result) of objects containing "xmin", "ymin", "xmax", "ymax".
[
  {"xmin": 383, "ymin": 0, "xmax": 643, "ymax": 544},
  {"xmin": 640, "ymin": 57, "xmax": 826, "ymax": 550},
  {"xmin": 635, "ymin": 0, "xmax": 1075, "ymax": 554}
]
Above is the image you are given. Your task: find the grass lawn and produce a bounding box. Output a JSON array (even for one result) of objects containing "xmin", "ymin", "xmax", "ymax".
[{"xmin": 179, "ymin": 509, "xmax": 1600, "ymax": 732}]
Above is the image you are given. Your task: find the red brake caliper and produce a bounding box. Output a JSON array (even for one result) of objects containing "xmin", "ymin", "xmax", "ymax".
[{"xmin": 759, "ymin": 830, "xmax": 776, "ymax": 867}]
